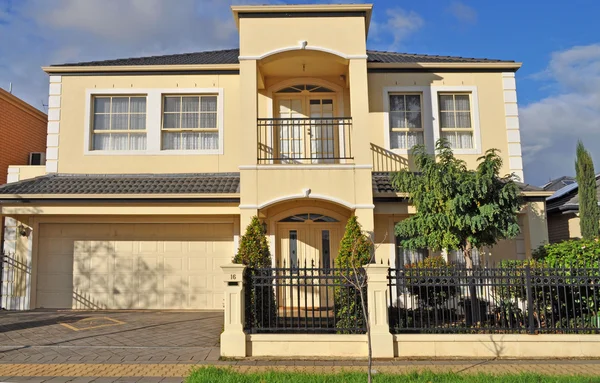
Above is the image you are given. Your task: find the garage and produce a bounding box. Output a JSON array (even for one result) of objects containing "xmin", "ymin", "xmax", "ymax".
[{"xmin": 35, "ymin": 222, "xmax": 234, "ymax": 310}]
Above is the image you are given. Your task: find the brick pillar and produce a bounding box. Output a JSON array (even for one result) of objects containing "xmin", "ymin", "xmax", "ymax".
[
  {"xmin": 220, "ymin": 264, "xmax": 246, "ymax": 357},
  {"xmin": 366, "ymin": 264, "xmax": 394, "ymax": 358}
]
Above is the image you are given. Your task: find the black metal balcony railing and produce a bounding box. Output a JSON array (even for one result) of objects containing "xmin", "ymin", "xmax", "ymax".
[{"xmin": 257, "ymin": 117, "xmax": 353, "ymax": 164}]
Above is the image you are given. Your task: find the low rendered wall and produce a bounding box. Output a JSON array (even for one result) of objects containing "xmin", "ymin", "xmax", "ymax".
[
  {"xmin": 247, "ymin": 334, "xmax": 367, "ymax": 357},
  {"xmin": 394, "ymin": 334, "xmax": 600, "ymax": 359}
]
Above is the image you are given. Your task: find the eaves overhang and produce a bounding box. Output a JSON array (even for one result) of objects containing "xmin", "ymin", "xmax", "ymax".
[
  {"xmin": 42, "ymin": 64, "xmax": 240, "ymax": 75},
  {"xmin": 367, "ymin": 62, "xmax": 522, "ymax": 73}
]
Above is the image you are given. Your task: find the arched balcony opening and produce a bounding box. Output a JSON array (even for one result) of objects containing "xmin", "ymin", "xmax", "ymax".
[{"xmin": 256, "ymin": 50, "xmax": 353, "ymax": 165}]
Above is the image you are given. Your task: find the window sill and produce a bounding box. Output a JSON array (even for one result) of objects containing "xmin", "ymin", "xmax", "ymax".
[{"xmin": 84, "ymin": 149, "xmax": 223, "ymax": 156}]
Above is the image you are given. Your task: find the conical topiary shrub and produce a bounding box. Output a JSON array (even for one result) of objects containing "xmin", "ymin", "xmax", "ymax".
[
  {"xmin": 233, "ymin": 216, "xmax": 276, "ymax": 330},
  {"xmin": 334, "ymin": 216, "xmax": 373, "ymax": 332}
]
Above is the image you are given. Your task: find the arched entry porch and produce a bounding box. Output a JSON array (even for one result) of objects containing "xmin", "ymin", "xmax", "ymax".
[{"xmin": 259, "ymin": 199, "xmax": 352, "ymax": 269}]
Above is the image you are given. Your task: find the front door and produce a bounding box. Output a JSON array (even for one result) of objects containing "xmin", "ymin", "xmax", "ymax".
[
  {"xmin": 276, "ymin": 96, "xmax": 337, "ymax": 163},
  {"xmin": 277, "ymin": 220, "xmax": 341, "ymax": 309}
]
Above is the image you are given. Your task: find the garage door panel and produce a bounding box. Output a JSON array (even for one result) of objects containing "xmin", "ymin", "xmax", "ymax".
[
  {"xmin": 37, "ymin": 222, "xmax": 233, "ymax": 310},
  {"xmin": 38, "ymin": 291, "xmax": 73, "ymax": 309},
  {"xmin": 38, "ymin": 254, "xmax": 73, "ymax": 274},
  {"xmin": 37, "ymin": 273, "xmax": 72, "ymax": 292}
]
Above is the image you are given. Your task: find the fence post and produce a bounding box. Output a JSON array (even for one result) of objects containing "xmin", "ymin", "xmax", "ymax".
[
  {"xmin": 366, "ymin": 264, "xmax": 394, "ymax": 358},
  {"xmin": 220, "ymin": 264, "xmax": 247, "ymax": 357},
  {"xmin": 525, "ymin": 264, "xmax": 536, "ymax": 335}
]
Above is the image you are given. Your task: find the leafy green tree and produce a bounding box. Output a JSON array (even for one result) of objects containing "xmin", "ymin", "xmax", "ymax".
[
  {"xmin": 392, "ymin": 139, "xmax": 522, "ymax": 268},
  {"xmin": 575, "ymin": 141, "xmax": 599, "ymax": 240},
  {"xmin": 233, "ymin": 216, "xmax": 275, "ymax": 329}
]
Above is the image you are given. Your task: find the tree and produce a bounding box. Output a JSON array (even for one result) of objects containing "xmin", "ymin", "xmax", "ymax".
[
  {"xmin": 335, "ymin": 216, "xmax": 376, "ymax": 383},
  {"xmin": 392, "ymin": 139, "xmax": 522, "ymax": 268},
  {"xmin": 233, "ymin": 216, "xmax": 275, "ymax": 329},
  {"xmin": 575, "ymin": 141, "xmax": 599, "ymax": 240}
]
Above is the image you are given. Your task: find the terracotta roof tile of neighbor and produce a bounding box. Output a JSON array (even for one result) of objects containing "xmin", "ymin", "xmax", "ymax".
[
  {"xmin": 0, "ymin": 173, "xmax": 240, "ymax": 195},
  {"xmin": 372, "ymin": 172, "xmax": 542, "ymax": 194},
  {"xmin": 50, "ymin": 49, "xmax": 515, "ymax": 67}
]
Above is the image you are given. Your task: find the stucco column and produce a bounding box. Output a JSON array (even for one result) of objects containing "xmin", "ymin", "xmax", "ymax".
[
  {"xmin": 220, "ymin": 264, "xmax": 246, "ymax": 357},
  {"xmin": 348, "ymin": 58, "xmax": 370, "ymax": 165},
  {"xmin": 354, "ymin": 207, "xmax": 375, "ymax": 251},
  {"xmin": 366, "ymin": 264, "xmax": 394, "ymax": 358},
  {"xmin": 240, "ymin": 59, "xmax": 258, "ymax": 164}
]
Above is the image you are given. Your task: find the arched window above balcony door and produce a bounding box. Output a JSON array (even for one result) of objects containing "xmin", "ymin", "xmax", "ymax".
[
  {"xmin": 279, "ymin": 213, "xmax": 339, "ymax": 223},
  {"xmin": 276, "ymin": 84, "xmax": 334, "ymax": 94}
]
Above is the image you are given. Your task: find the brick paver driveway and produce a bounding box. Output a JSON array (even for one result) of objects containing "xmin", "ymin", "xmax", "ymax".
[{"xmin": 0, "ymin": 310, "xmax": 222, "ymax": 364}]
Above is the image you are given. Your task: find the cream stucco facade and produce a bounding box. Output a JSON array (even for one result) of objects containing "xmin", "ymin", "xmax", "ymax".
[{"xmin": 0, "ymin": 4, "xmax": 549, "ymax": 311}]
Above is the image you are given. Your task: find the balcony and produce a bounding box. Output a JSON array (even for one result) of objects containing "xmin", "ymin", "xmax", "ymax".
[{"xmin": 257, "ymin": 117, "xmax": 353, "ymax": 165}]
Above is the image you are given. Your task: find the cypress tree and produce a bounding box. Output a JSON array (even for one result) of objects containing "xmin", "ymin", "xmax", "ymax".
[
  {"xmin": 334, "ymin": 216, "xmax": 373, "ymax": 332},
  {"xmin": 233, "ymin": 216, "xmax": 275, "ymax": 329},
  {"xmin": 575, "ymin": 141, "xmax": 599, "ymax": 239}
]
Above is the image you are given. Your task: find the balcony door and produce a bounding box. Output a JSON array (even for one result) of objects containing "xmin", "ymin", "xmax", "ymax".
[{"xmin": 276, "ymin": 90, "xmax": 337, "ymax": 164}]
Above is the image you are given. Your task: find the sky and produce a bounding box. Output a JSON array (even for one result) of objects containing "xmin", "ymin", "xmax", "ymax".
[{"xmin": 0, "ymin": 0, "xmax": 599, "ymax": 186}]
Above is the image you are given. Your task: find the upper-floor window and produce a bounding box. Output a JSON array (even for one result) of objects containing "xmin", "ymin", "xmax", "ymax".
[
  {"xmin": 388, "ymin": 94, "xmax": 423, "ymax": 149},
  {"xmin": 162, "ymin": 95, "xmax": 218, "ymax": 151},
  {"xmin": 92, "ymin": 96, "xmax": 147, "ymax": 151},
  {"xmin": 438, "ymin": 93, "xmax": 473, "ymax": 149}
]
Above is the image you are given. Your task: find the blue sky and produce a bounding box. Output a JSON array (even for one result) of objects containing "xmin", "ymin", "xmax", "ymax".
[{"xmin": 0, "ymin": 0, "xmax": 599, "ymax": 186}]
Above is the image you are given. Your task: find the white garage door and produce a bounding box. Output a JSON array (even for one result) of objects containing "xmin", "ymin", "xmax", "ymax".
[{"xmin": 36, "ymin": 223, "xmax": 233, "ymax": 310}]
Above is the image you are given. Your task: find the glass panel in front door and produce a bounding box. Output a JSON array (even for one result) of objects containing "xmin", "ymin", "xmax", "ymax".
[
  {"xmin": 278, "ymin": 99, "xmax": 304, "ymax": 162},
  {"xmin": 309, "ymin": 99, "xmax": 335, "ymax": 163}
]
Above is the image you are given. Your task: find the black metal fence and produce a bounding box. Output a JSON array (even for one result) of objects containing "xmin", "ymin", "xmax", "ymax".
[
  {"xmin": 245, "ymin": 263, "xmax": 367, "ymax": 334},
  {"xmin": 388, "ymin": 263, "xmax": 600, "ymax": 334},
  {"xmin": 257, "ymin": 117, "xmax": 353, "ymax": 164}
]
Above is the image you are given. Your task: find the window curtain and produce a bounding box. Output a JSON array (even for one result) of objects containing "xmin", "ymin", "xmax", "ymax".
[{"xmin": 447, "ymin": 248, "xmax": 481, "ymax": 266}]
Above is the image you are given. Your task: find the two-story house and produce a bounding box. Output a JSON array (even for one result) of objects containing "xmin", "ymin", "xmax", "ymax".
[{"xmin": 0, "ymin": 4, "xmax": 550, "ymax": 311}]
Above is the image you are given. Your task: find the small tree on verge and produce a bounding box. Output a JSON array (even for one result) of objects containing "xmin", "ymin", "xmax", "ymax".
[
  {"xmin": 392, "ymin": 139, "xmax": 522, "ymax": 268},
  {"xmin": 335, "ymin": 216, "xmax": 377, "ymax": 383},
  {"xmin": 233, "ymin": 216, "xmax": 275, "ymax": 329},
  {"xmin": 575, "ymin": 141, "xmax": 599, "ymax": 240}
]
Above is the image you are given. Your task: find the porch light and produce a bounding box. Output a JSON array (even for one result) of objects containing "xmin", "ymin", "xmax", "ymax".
[{"xmin": 261, "ymin": 222, "xmax": 268, "ymax": 234}]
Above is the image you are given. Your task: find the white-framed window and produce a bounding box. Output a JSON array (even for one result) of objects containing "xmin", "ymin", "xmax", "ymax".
[
  {"xmin": 91, "ymin": 96, "xmax": 147, "ymax": 151},
  {"xmin": 388, "ymin": 93, "xmax": 424, "ymax": 149},
  {"xmin": 84, "ymin": 88, "xmax": 224, "ymax": 156},
  {"xmin": 438, "ymin": 93, "xmax": 474, "ymax": 149},
  {"xmin": 162, "ymin": 95, "xmax": 219, "ymax": 151},
  {"xmin": 395, "ymin": 234, "xmax": 429, "ymax": 268}
]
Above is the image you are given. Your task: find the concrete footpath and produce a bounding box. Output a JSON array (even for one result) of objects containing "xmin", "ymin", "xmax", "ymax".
[{"xmin": 1, "ymin": 359, "xmax": 600, "ymax": 382}]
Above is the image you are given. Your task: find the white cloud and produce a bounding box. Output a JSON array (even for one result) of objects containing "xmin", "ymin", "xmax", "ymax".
[
  {"xmin": 520, "ymin": 44, "xmax": 600, "ymax": 185},
  {"xmin": 370, "ymin": 8, "xmax": 423, "ymax": 51},
  {"xmin": 447, "ymin": 1, "xmax": 477, "ymax": 25},
  {"xmin": 0, "ymin": 0, "xmax": 246, "ymax": 109}
]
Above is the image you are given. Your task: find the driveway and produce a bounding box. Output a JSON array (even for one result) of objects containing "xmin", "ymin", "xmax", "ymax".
[{"xmin": 0, "ymin": 310, "xmax": 223, "ymax": 364}]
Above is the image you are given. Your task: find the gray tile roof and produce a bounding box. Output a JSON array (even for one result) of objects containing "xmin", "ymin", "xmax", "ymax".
[
  {"xmin": 50, "ymin": 49, "xmax": 514, "ymax": 67},
  {"xmin": 372, "ymin": 172, "xmax": 543, "ymax": 195},
  {"xmin": 542, "ymin": 176, "xmax": 576, "ymax": 192},
  {"xmin": 0, "ymin": 173, "xmax": 240, "ymax": 196},
  {"xmin": 546, "ymin": 176, "xmax": 600, "ymax": 213}
]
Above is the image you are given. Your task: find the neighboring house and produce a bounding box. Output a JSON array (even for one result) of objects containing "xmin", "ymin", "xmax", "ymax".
[
  {"xmin": 0, "ymin": 4, "xmax": 551, "ymax": 311},
  {"xmin": 546, "ymin": 176, "xmax": 600, "ymax": 243},
  {"xmin": 542, "ymin": 176, "xmax": 576, "ymax": 192},
  {"xmin": 0, "ymin": 87, "xmax": 47, "ymax": 263},
  {"xmin": 0, "ymin": 88, "xmax": 47, "ymax": 185}
]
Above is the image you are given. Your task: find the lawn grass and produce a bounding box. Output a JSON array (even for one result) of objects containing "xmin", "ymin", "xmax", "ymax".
[{"xmin": 186, "ymin": 366, "xmax": 600, "ymax": 383}]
